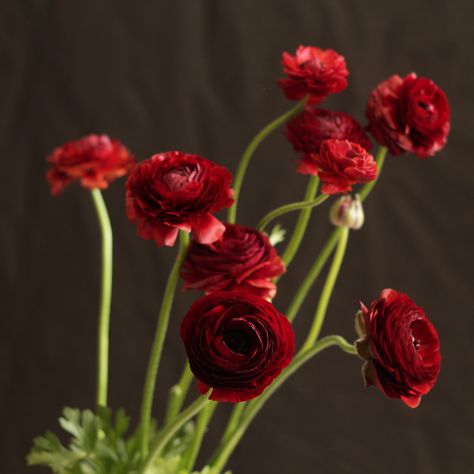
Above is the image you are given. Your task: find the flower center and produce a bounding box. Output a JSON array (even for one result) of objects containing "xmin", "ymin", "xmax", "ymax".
[
  {"xmin": 162, "ymin": 166, "xmax": 198, "ymax": 191},
  {"xmin": 223, "ymin": 330, "xmax": 252, "ymax": 355}
]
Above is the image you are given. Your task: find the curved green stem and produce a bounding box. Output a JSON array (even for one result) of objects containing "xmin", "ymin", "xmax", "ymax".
[
  {"xmin": 141, "ymin": 393, "xmax": 211, "ymax": 473},
  {"xmin": 180, "ymin": 401, "xmax": 218, "ymax": 473},
  {"xmin": 279, "ymin": 176, "xmax": 319, "ymax": 269},
  {"xmin": 257, "ymin": 194, "xmax": 328, "ymax": 232},
  {"xmin": 286, "ymin": 228, "xmax": 341, "ymax": 323},
  {"xmin": 300, "ymin": 227, "xmax": 349, "ymax": 353},
  {"xmin": 90, "ymin": 189, "xmax": 113, "ymax": 408},
  {"xmin": 164, "ymin": 362, "xmax": 194, "ymax": 426},
  {"xmin": 228, "ymin": 97, "xmax": 307, "ymax": 223},
  {"xmin": 359, "ymin": 146, "xmax": 387, "ymax": 202},
  {"xmin": 138, "ymin": 231, "xmax": 190, "ymax": 459},
  {"xmin": 209, "ymin": 336, "xmax": 356, "ymax": 474}
]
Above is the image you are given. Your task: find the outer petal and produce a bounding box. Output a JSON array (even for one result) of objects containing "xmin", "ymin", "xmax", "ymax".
[{"xmin": 190, "ymin": 213, "xmax": 225, "ymax": 244}]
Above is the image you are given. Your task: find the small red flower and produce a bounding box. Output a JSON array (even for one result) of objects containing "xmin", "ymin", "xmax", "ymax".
[
  {"xmin": 355, "ymin": 289, "xmax": 441, "ymax": 408},
  {"xmin": 299, "ymin": 139, "xmax": 377, "ymax": 194},
  {"xmin": 277, "ymin": 46, "xmax": 349, "ymax": 103},
  {"xmin": 180, "ymin": 292, "xmax": 295, "ymax": 402},
  {"xmin": 285, "ymin": 107, "xmax": 372, "ymax": 155},
  {"xmin": 181, "ymin": 223, "xmax": 285, "ymax": 299},
  {"xmin": 46, "ymin": 134, "xmax": 135, "ymax": 195},
  {"xmin": 366, "ymin": 73, "xmax": 450, "ymax": 157},
  {"xmin": 125, "ymin": 151, "xmax": 234, "ymax": 247}
]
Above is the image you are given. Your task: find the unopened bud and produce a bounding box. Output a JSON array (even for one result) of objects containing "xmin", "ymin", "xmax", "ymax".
[{"xmin": 329, "ymin": 194, "xmax": 364, "ymax": 230}]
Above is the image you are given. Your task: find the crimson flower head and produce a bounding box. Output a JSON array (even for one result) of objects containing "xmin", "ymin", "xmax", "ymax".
[
  {"xmin": 46, "ymin": 134, "xmax": 135, "ymax": 195},
  {"xmin": 285, "ymin": 107, "xmax": 372, "ymax": 155},
  {"xmin": 278, "ymin": 45, "xmax": 349, "ymax": 104},
  {"xmin": 181, "ymin": 223, "xmax": 285, "ymax": 300},
  {"xmin": 366, "ymin": 73, "xmax": 450, "ymax": 158},
  {"xmin": 355, "ymin": 289, "xmax": 441, "ymax": 408},
  {"xmin": 126, "ymin": 151, "xmax": 234, "ymax": 247},
  {"xmin": 299, "ymin": 139, "xmax": 377, "ymax": 195},
  {"xmin": 180, "ymin": 292, "xmax": 295, "ymax": 402}
]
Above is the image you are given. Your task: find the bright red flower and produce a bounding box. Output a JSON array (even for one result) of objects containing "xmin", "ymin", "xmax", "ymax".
[
  {"xmin": 125, "ymin": 151, "xmax": 234, "ymax": 247},
  {"xmin": 355, "ymin": 289, "xmax": 441, "ymax": 408},
  {"xmin": 180, "ymin": 292, "xmax": 295, "ymax": 402},
  {"xmin": 285, "ymin": 107, "xmax": 372, "ymax": 156},
  {"xmin": 46, "ymin": 134, "xmax": 135, "ymax": 195},
  {"xmin": 366, "ymin": 73, "xmax": 450, "ymax": 158},
  {"xmin": 277, "ymin": 46, "xmax": 348, "ymax": 103},
  {"xmin": 299, "ymin": 139, "xmax": 377, "ymax": 194},
  {"xmin": 181, "ymin": 223, "xmax": 285, "ymax": 299}
]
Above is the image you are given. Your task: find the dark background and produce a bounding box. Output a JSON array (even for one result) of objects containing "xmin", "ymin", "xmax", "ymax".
[{"xmin": 1, "ymin": 0, "xmax": 473, "ymax": 473}]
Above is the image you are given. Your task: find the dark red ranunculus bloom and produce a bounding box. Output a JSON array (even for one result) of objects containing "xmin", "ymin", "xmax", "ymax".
[
  {"xmin": 125, "ymin": 151, "xmax": 234, "ymax": 247},
  {"xmin": 180, "ymin": 292, "xmax": 295, "ymax": 402},
  {"xmin": 366, "ymin": 73, "xmax": 450, "ymax": 158},
  {"xmin": 277, "ymin": 46, "xmax": 349, "ymax": 103},
  {"xmin": 181, "ymin": 223, "xmax": 285, "ymax": 299},
  {"xmin": 285, "ymin": 107, "xmax": 372, "ymax": 156},
  {"xmin": 355, "ymin": 289, "xmax": 441, "ymax": 408},
  {"xmin": 299, "ymin": 139, "xmax": 377, "ymax": 194},
  {"xmin": 46, "ymin": 134, "xmax": 135, "ymax": 195}
]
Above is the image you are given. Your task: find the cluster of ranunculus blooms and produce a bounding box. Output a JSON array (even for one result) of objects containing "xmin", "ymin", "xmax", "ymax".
[{"xmin": 34, "ymin": 45, "xmax": 448, "ymax": 473}]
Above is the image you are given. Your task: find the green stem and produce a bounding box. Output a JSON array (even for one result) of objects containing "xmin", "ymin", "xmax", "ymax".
[
  {"xmin": 221, "ymin": 403, "xmax": 246, "ymax": 445},
  {"xmin": 90, "ymin": 189, "xmax": 113, "ymax": 408},
  {"xmin": 165, "ymin": 361, "xmax": 193, "ymax": 425},
  {"xmin": 279, "ymin": 176, "xmax": 319, "ymax": 269},
  {"xmin": 164, "ymin": 362, "xmax": 194, "ymax": 426},
  {"xmin": 209, "ymin": 336, "xmax": 356, "ymax": 474},
  {"xmin": 359, "ymin": 146, "xmax": 387, "ymax": 202},
  {"xmin": 138, "ymin": 231, "xmax": 190, "ymax": 459},
  {"xmin": 141, "ymin": 393, "xmax": 211, "ymax": 473},
  {"xmin": 257, "ymin": 194, "xmax": 328, "ymax": 232},
  {"xmin": 286, "ymin": 228, "xmax": 341, "ymax": 323},
  {"xmin": 228, "ymin": 97, "xmax": 307, "ymax": 224},
  {"xmin": 180, "ymin": 401, "xmax": 218, "ymax": 472},
  {"xmin": 300, "ymin": 227, "xmax": 349, "ymax": 353}
]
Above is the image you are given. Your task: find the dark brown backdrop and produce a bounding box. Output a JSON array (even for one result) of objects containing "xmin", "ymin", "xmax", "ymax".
[{"xmin": 1, "ymin": 0, "xmax": 474, "ymax": 473}]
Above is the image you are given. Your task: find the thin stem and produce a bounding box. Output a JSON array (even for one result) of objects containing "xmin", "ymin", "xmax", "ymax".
[
  {"xmin": 180, "ymin": 401, "xmax": 218, "ymax": 473},
  {"xmin": 221, "ymin": 403, "xmax": 246, "ymax": 445},
  {"xmin": 90, "ymin": 189, "xmax": 113, "ymax": 408},
  {"xmin": 279, "ymin": 176, "xmax": 319, "ymax": 270},
  {"xmin": 257, "ymin": 194, "xmax": 328, "ymax": 232},
  {"xmin": 209, "ymin": 336, "xmax": 356, "ymax": 474},
  {"xmin": 286, "ymin": 228, "xmax": 341, "ymax": 323},
  {"xmin": 164, "ymin": 362, "xmax": 194, "ymax": 426},
  {"xmin": 300, "ymin": 227, "xmax": 350, "ymax": 353},
  {"xmin": 359, "ymin": 146, "xmax": 387, "ymax": 202},
  {"xmin": 138, "ymin": 231, "xmax": 190, "ymax": 459},
  {"xmin": 141, "ymin": 393, "xmax": 211, "ymax": 473},
  {"xmin": 228, "ymin": 97, "xmax": 307, "ymax": 223}
]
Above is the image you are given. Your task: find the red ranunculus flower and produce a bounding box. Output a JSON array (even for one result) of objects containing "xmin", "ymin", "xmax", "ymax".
[
  {"xmin": 366, "ymin": 73, "xmax": 450, "ymax": 158},
  {"xmin": 125, "ymin": 151, "xmax": 234, "ymax": 247},
  {"xmin": 299, "ymin": 139, "xmax": 377, "ymax": 194},
  {"xmin": 355, "ymin": 289, "xmax": 441, "ymax": 408},
  {"xmin": 285, "ymin": 107, "xmax": 372, "ymax": 155},
  {"xmin": 180, "ymin": 292, "xmax": 295, "ymax": 402},
  {"xmin": 277, "ymin": 46, "xmax": 349, "ymax": 103},
  {"xmin": 181, "ymin": 223, "xmax": 285, "ymax": 299},
  {"xmin": 46, "ymin": 134, "xmax": 135, "ymax": 195}
]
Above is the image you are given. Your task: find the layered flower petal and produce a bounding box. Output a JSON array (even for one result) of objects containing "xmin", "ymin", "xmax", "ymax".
[
  {"xmin": 366, "ymin": 73, "xmax": 450, "ymax": 157},
  {"xmin": 356, "ymin": 289, "xmax": 441, "ymax": 408},
  {"xmin": 46, "ymin": 134, "xmax": 135, "ymax": 195},
  {"xmin": 125, "ymin": 151, "xmax": 234, "ymax": 247},
  {"xmin": 182, "ymin": 223, "xmax": 285, "ymax": 299},
  {"xmin": 180, "ymin": 292, "xmax": 295, "ymax": 402}
]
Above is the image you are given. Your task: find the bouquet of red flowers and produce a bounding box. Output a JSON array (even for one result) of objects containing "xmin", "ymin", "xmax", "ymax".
[{"xmin": 29, "ymin": 44, "xmax": 448, "ymax": 474}]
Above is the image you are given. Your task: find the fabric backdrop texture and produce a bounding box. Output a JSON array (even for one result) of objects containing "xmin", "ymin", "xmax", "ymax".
[{"xmin": 1, "ymin": 0, "xmax": 473, "ymax": 473}]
